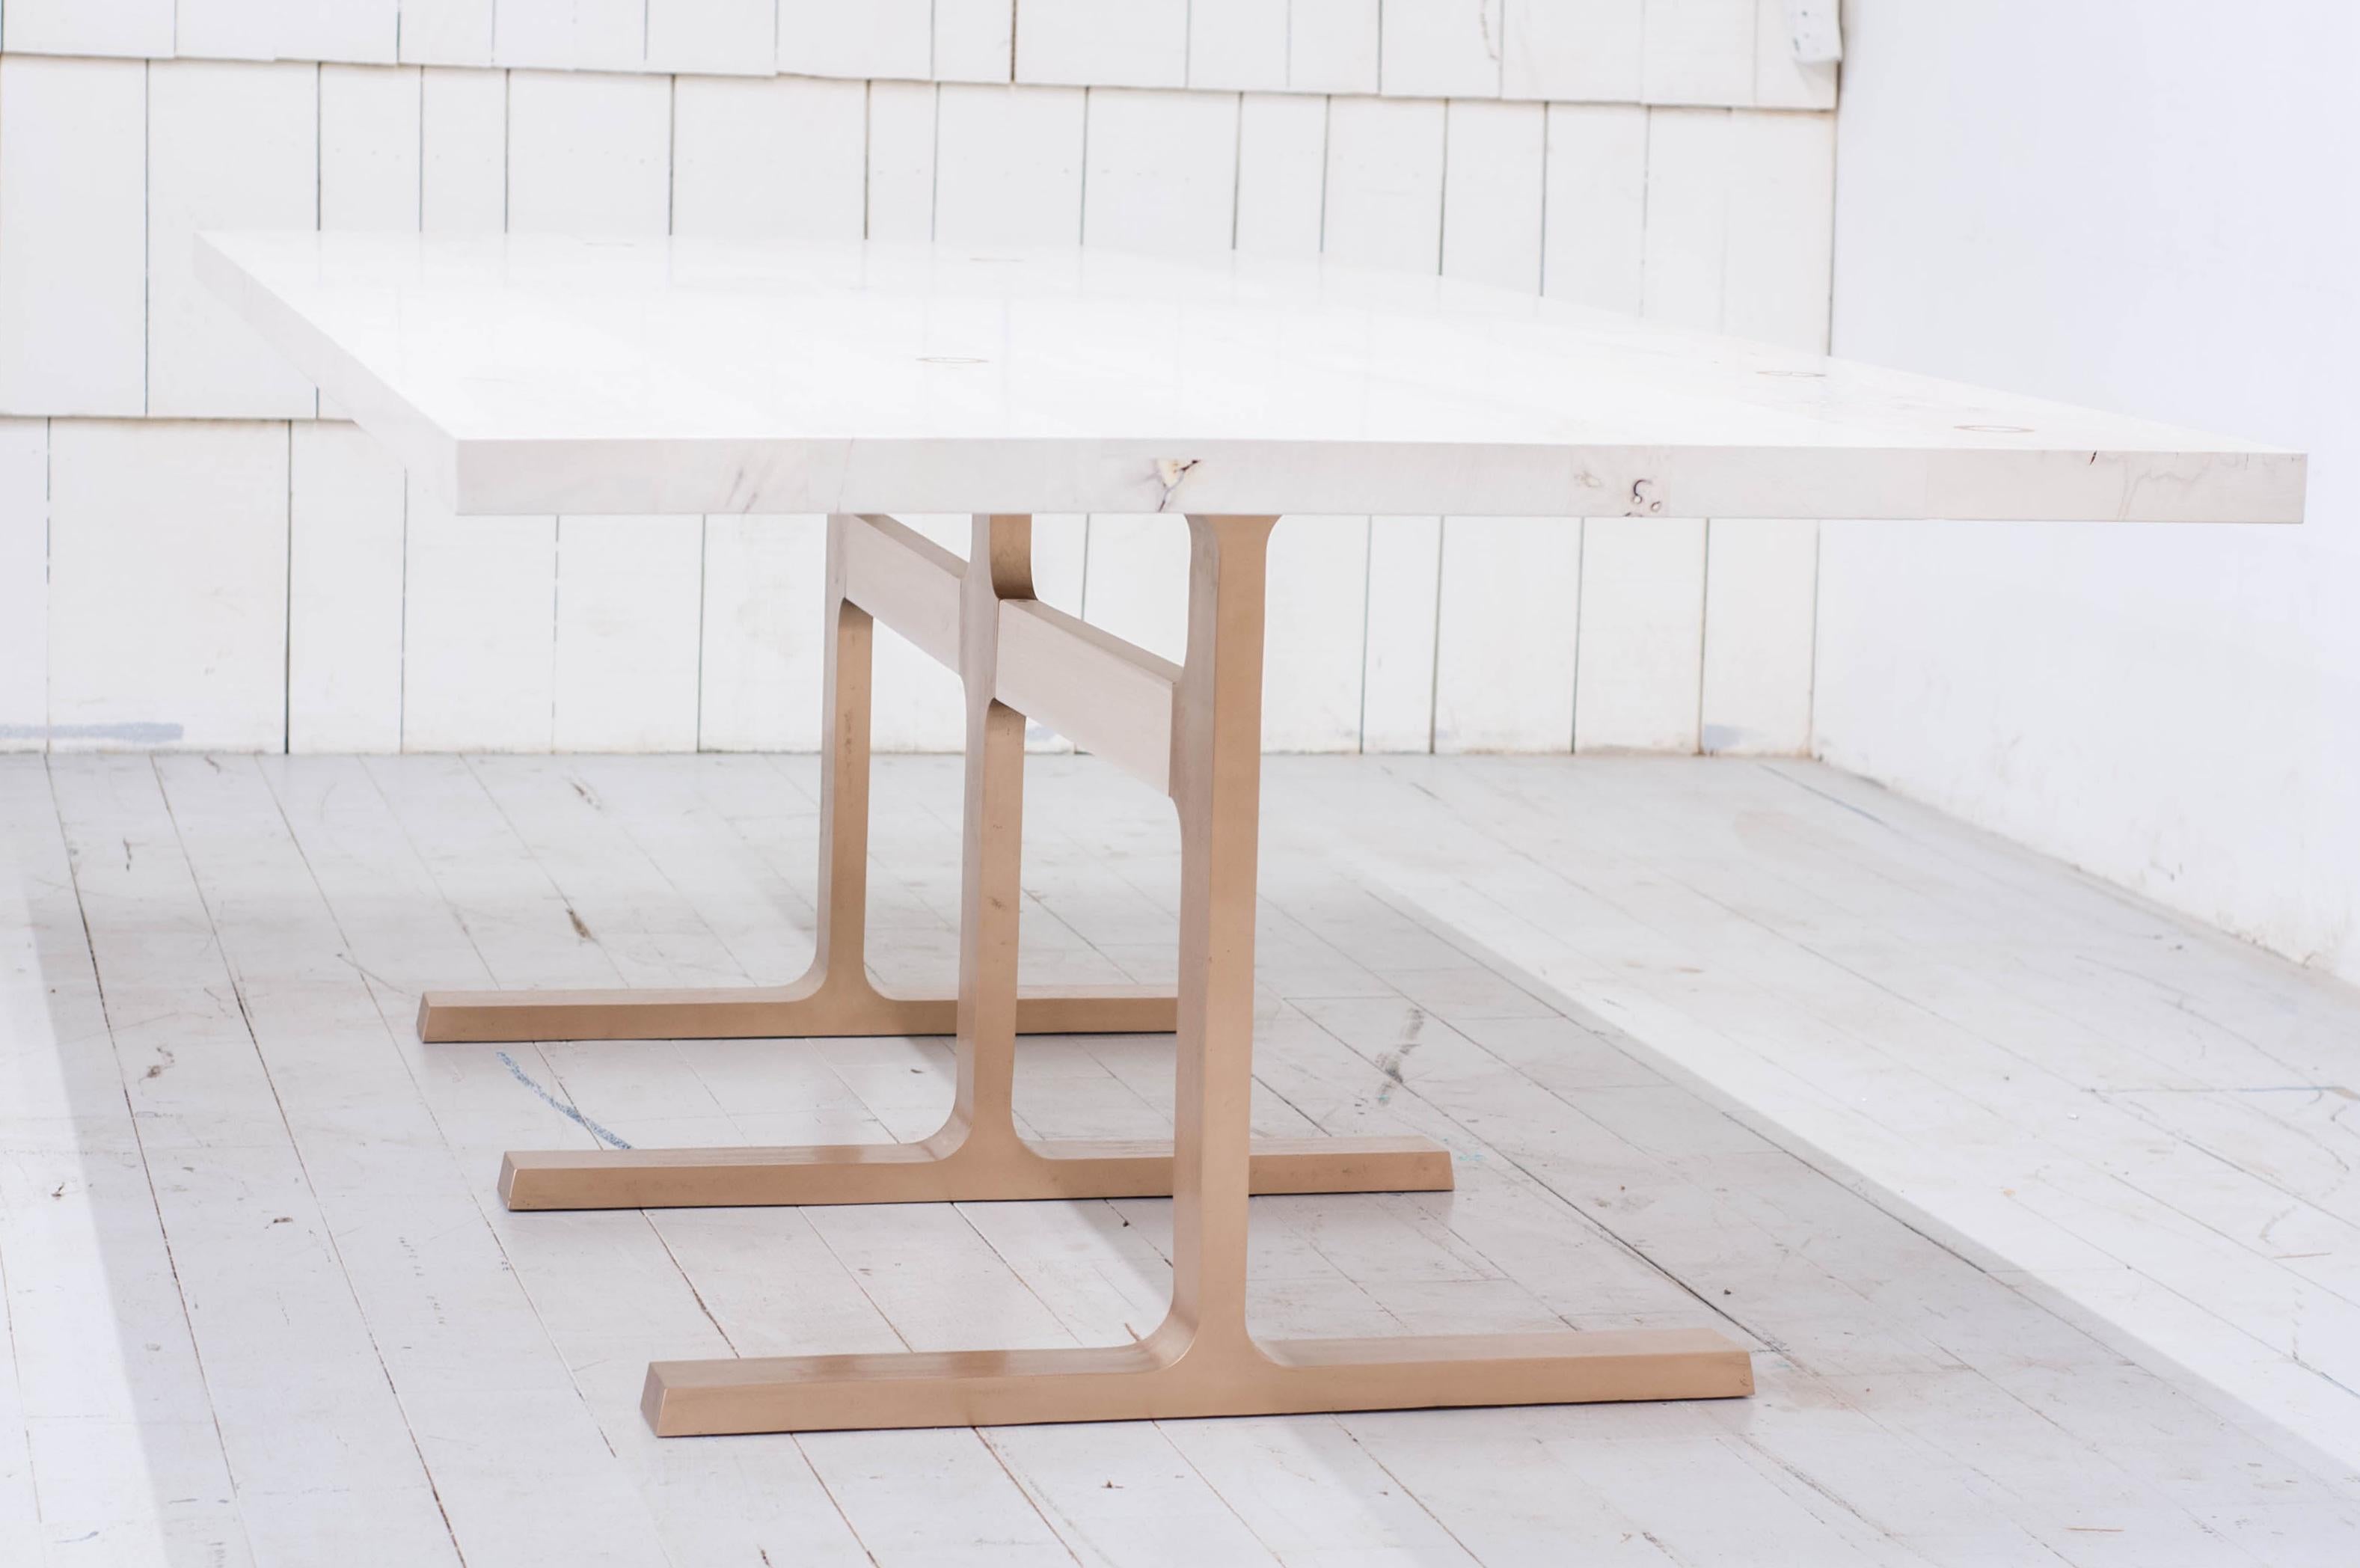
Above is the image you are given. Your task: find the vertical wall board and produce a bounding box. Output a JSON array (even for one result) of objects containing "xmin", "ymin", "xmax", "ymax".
[
  {"xmin": 1440, "ymin": 99, "xmax": 1545, "ymax": 291},
  {"xmin": 1539, "ymin": 103, "xmax": 1647, "ymax": 311},
  {"xmin": 0, "ymin": 420, "xmax": 46, "ymax": 750},
  {"xmin": 1700, "ymin": 517, "xmax": 1815, "ymax": 754},
  {"xmin": 1358, "ymin": 514, "xmax": 1440, "ymax": 753},
  {"xmin": 147, "ymin": 61, "xmax": 319, "ymax": 419},
  {"xmin": 1379, "ymin": 0, "xmax": 1503, "ymax": 99},
  {"xmin": 865, "ymin": 80, "xmax": 938, "ymax": 241},
  {"xmin": 420, "ymin": 67, "xmax": 506, "ymax": 231},
  {"xmin": 506, "ymin": 70, "xmax": 672, "ymax": 235},
  {"xmin": 1502, "ymin": 0, "xmax": 1643, "ymax": 102},
  {"xmin": 48, "ymin": 420, "xmax": 289, "ymax": 752},
  {"xmin": 1574, "ymin": 516, "xmax": 1705, "ymax": 753},
  {"xmin": 1029, "ymin": 515, "xmax": 1087, "ymax": 614},
  {"xmin": 284, "ymin": 0, "xmax": 402, "ymax": 65},
  {"xmin": 935, "ymin": 0, "xmax": 1015, "ymax": 83},
  {"xmin": 646, "ymin": 0, "xmax": 776, "ymax": 76},
  {"xmin": 697, "ymin": 514, "xmax": 826, "ymax": 752},
  {"xmin": 1640, "ymin": 107, "xmax": 1730, "ymax": 329},
  {"xmin": 778, "ymin": 0, "xmax": 931, "ymax": 81},
  {"xmin": 552, "ymin": 515, "xmax": 703, "ymax": 752},
  {"xmin": 1706, "ymin": 108, "xmax": 1829, "ymax": 753},
  {"xmin": 175, "ymin": 0, "xmax": 281, "ymax": 61},
  {"xmin": 320, "ymin": 65, "xmax": 423, "ymax": 230},
  {"xmin": 288, "ymin": 423, "xmax": 406, "ymax": 753},
  {"xmin": 1234, "ymin": 93, "xmax": 1327, "ymax": 256},
  {"xmin": 933, "ymin": 85, "xmax": 1085, "ymax": 246},
  {"xmin": 0, "ymin": 57, "xmax": 147, "ymax": 417},
  {"xmin": 1290, "ymin": 0, "xmax": 1380, "ymax": 94},
  {"xmin": 1015, "ymin": 0, "xmax": 1186, "ymax": 89},
  {"xmin": 867, "ymin": 512, "xmax": 966, "ymax": 752},
  {"xmin": 1752, "ymin": 0, "xmax": 1836, "ymax": 110},
  {"xmin": 495, "ymin": 0, "xmax": 645, "ymax": 72},
  {"xmin": 1186, "ymin": 0, "xmax": 1286, "ymax": 91},
  {"xmin": 1322, "ymin": 96, "xmax": 1445, "ymax": 273},
  {"xmin": 1081, "ymin": 514, "xmax": 1189, "ymax": 667},
  {"xmin": 0, "ymin": 0, "xmax": 174, "ymax": 58},
  {"xmin": 397, "ymin": 0, "xmax": 494, "ymax": 66},
  {"xmin": 673, "ymin": 75, "xmax": 867, "ymax": 240},
  {"xmin": 1082, "ymin": 90, "xmax": 1240, "ymax": 255},
  {"xmin": 1433, "ymin": 516, "xmax": 1579, "ymax": 752},
  {"xmin": 1640, "ymin": 0, "xmax": 1757, "ymax": 106},
  {"xmin": 1262, "ymin": 517, "xmax": 1368, "ymax": 753},
  {"xmin": 400, "ymin": 491, "xmax": 555, "ymax": 751},
  {"xmin": 1723, "ymin": 108, "xmax": 1835, "ymax": 350}
]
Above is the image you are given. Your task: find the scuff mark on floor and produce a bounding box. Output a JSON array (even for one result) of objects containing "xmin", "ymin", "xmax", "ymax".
[{"xmin": 495, "ymin": 1050, "xmax": 632, "ymax": 1148}]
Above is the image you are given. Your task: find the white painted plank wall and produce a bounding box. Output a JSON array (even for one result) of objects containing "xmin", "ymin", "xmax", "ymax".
[{"xmin": 0, "ymin": 16, "xmax": 1836, "ymax": 756}]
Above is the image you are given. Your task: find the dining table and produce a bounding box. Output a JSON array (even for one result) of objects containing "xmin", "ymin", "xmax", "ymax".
[{"xmin": 198, "ymin": 230, "xmax": 2304, "ymax": 1437}]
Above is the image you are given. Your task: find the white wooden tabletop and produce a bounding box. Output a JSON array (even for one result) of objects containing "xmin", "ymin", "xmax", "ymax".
[{"xmin": 199, "ymin": 231, "xmax": 2303, "ymax": 524}]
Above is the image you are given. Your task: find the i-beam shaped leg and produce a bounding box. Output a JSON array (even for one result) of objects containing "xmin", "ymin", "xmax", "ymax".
[
  {"xmin": 417, "ymin": 520, "xmax": 1169, "ymax": 1047},
  {"xmin": 494, "ymin": 514, "xmax": 1453, "ymax": 1213},
  {"xmin": 636, "ymin": 515, "xmax": 1755, "ymax": 1434}
]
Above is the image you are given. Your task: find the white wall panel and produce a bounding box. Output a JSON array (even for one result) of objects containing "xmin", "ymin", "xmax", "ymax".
[
  {"xmin": 1359, "ymin": 515, "xmax": 1439, "ymax": 752},
  {"xmin": 320, "ymin": 65, "xmax": 422, "ymax": 229},
  {"xmin": 1752, "ymin": 0, "xmax": 1836, "ymax": 110},
  {"xmin": 285, "ymin": 0, "xmax": 401, "ymax": 64},
  {"xmin": 1700, "ymin": 517, "xmax": 1813, "ymax": 753},
  {"xmin": 1263, "ymin": 516, "xmax": 1368, "ymax": 751},
  {"xmin": 1640, "ymin": 106, "xmax": 1729, "ymax": 327},
  {"xmin": 1290, "ymin": 0, "xmax": 1379, "ymax": 94},
  {"xmin": 1233, "ymin": 93, "xmax": 1327, "ymax": 256},
  {"xmin": 1016, "ymin": 0, "xmax": 1185, "ymax": 89},
  {"xmin": 1503, "ymin": 0, "xmax": 1643, "ymax": 102},
  {"xmin": 1380, "ymin": 0, "xmax": 1502, "ymax": 99},
  {"xmin": 288, "ymin": 423, "xmax": 405, "ymax": 753},
  {"xmin": 1575, "ymin": 517, "xmax": 1704, "ymax": 751},
  {"xmin": 420, "ymin": 66, "xmax": 506, "ymax": 230},
  {"xmin": 1723, "ymin": 108, "xmax": 1834, "ymax": 349},
  {"xmin": 1186, "ymin": 0, "xmax": 1284, "ymax": 91},
  {"xmin": 779, "ymin": 0, "xmax": 929, "ymax": 81},
  {"xmin": 552, "ymin": 515, "xmax": 703, "ymax": 751},
  {"xmin": 1540, "ymin": 103, "xmax": 1646, "ymax": 310},
  {"xmin": 1322, "ymin": 96, "xmax": 1444, "ymax": 272},
  {"xmin": 697, "ymin": 515, "xmax": 825, "ymax": 751},
  {"xmin": 1641, "ymin": 0, "xmax": 1757, "ymax": 105},
  {"xmin": 933, "ymin": 85, "xmax": 1084, "ymax": 245},
  {"xmin": 673, "ymin": 74, "xmax": 866, "ymax": 239},
  {"xmin": 1081, "ymin": 515, "xmax": 1188, "ymax": 666},
  {"xmin": 0, "ymin": 57, "xmax": 147, "ymax": 416},
  {"xmin": 1440, "ymin": 99, "xmax": 1543, "ymax": 290},
  {"xmin": 868, "ymin": 512, "xmax": 966, "ymax": 751},
  {"xmin": 48, "ymin": 421, "xmax": 289, "ymax": 752},
  {"xmin": 506, "ymin": 70, "xmax": 672, "ymax": 235},
  {"xmin": 401, "ymin": 494, "xmax": 555, "ymax": 750},
  {"xmin": 934, "ymin": 0, "xmax": 1014, "ymax": 82},
  {"xmin": 0, "ymin": 420, "xmax": 44, "ymax": 750},
  {"xmin": 645, "ymin": 0, "xmax": 774, "ymax": 75},
  {"xmin": 0, "ymin": 0, "xmax": 173, "ymax": 58},
  {"xmin": 1082, "ymin": 89, "xmax": 1239, "ymax": 254},
  {"xmin": 147, "ymin": 61, "xmax": 319, "ymax": 419},
  {"xmin": 177, "ymin": 0, "xmax": 283, "ymax": 61},
  {"xmin": 865, "ymin": 80, "xmax": 939, "ymax": 241},
  {"xmin": 1434, "ymin": 516, "xmax": 1578, "ymax": 751},
  {"xmin": 496, "ymin": 0, "xmax": 644, "ymax": 73},
  {"xmin": 398, "ymin": 0, "xmax": 494, "ymax": 66}
]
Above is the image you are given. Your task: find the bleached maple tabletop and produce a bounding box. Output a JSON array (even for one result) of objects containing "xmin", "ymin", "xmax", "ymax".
[{"xmin": 200, "ymin": 230, "xmax": 2305, "ymax": 1438}]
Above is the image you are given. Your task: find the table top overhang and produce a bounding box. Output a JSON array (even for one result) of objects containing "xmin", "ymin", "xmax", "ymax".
[{"xmin": 197, "ymin": 231, "xmax": 2304, "ymax": 524}]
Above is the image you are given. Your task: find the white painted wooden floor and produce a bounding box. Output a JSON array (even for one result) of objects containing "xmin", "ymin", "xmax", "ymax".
[{"xmin": 3, "ymin": 751, "xmax": 2356, "ymax": 1567}]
